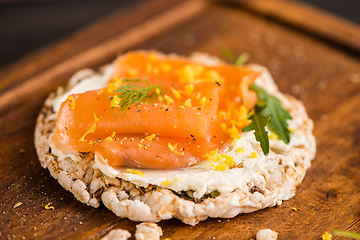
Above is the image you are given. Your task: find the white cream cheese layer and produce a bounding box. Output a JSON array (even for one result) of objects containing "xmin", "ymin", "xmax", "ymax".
[{"xmin": 49, "ymin": 62, "xmax": 304, "ymax": 199}]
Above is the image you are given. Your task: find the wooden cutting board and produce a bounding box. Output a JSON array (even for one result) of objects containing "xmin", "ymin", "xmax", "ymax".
[{"xmin": 1, "ymin": 0, "xmax": 359, "ymax": 239}]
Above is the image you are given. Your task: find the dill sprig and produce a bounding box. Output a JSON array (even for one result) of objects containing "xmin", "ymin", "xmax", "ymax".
[{"xmin": 112, "ymin": 76, "xmax": 163, "ymax": 118}]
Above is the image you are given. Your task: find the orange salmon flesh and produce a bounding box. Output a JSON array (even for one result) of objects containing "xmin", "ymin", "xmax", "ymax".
[{"xmin": 53, "ymin": 51, "xmax": 260, "ymax": 169}]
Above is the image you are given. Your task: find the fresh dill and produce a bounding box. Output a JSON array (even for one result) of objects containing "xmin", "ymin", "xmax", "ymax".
[{"xmin": 111, "ymin": 76, "xmax": 163, "ymax": 118}]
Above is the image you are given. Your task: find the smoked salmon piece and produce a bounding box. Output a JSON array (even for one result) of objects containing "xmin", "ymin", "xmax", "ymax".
[{"xmin": 53, "ymin": 51, "xmax": 260, "ymax": 169}]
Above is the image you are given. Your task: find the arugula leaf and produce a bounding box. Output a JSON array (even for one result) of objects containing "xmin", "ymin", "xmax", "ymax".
[
  {"xmin": 242, "ymin": 106, "xmax": 270, "ymax": 155},
  {"xmin": 251, "ymin": 84, "xmax": 292, "ymax": 144}
]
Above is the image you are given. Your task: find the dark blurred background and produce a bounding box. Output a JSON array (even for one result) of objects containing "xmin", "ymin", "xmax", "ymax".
[{"xmin": 1, "ymin": 0, "xmax": 360, "ymax": 68}]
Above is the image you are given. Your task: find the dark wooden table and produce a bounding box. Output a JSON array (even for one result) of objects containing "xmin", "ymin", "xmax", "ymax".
[{"xmin": 1, "ymin": 0, "xmax": 360, "ymax": 239}]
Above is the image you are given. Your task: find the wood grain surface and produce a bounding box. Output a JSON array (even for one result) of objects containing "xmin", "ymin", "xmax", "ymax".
[{"xmin": 1, "ymin": 0, "xmax": 360, "ymax": 239}]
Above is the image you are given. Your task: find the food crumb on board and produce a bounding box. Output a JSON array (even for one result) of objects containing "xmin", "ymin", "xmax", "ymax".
[
  {"xmin": 291, "ymin": 207, "xmax": 298, "ymax": 211},
  {"xmin": 101, "ymin": 229, "xmax": 131, "ymax": 240},
  {"xmin": 321, "ymin": 231, "xmax": 332, "ymax": 240},
  {"xmin": 44, "ymin": 203, "xmax": 54, "ymax": 210},
  {"xmin": 256, "ymin": 229, "xmax": 278, "ymax": 240},
  {"xmin": 14, "ymin": 202, "xmax": 22, "ymax": 208},
  {"xmin": 135, "ymin": 222, "xmax": 163, "ymax": 240}
]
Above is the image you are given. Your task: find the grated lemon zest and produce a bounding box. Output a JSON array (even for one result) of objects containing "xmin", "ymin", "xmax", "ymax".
[
  {"xmin": 138, "ymin": 144, "xmax": 143, "ymax": 149},
  {"xmin": 235, "ymin": 147, "xmax": 245, "ymax": 153},
  {"xmin": 45, "ymin": 203, "xmax": 54, "ymax": 210},
  {"xmin": 160, "ymin": 63, "xmax": 171, "ymax": 73},
  {"xmin": 107, "ymin": 76, "xmax": 122, "ymax": 93},
  {"xmin": 321, "ymin": 232, "xmax": 332, "ymax": 240},
  {"xmin": 269, "ymin": 133, "xmax": 278, "ymax": 140},
  {"xmin": 145, "ymin": 133, "xmax": 156, "ymax": 141},
  {"xmin": 203, "ymin": 149, "xmax": 235, "ymax": 171},
  {"xmin": 67, "ymin": 95, "xmax": 75, "ymax": 110},
  {"xmin": 126, "ymin": 169, "xmax": 144, "ymax": 177},
  {"xmin": 110, "ymin": 95, "xmax": 121, "ymax": 109},
  {"xmin": 162, "ymin": 180, "xmax": 173, "ymax": 186},
  {"xmin": 79, "ymin": 114, "xmax": 100, "ymax": 142},
  {"xmin": 164, "ymin": 95, "xmax": 174, "ymax": 104},
  {"xmin": 127, "ymin": 68, "xmax": 138, "ymax": 78},
  {"xmin": 203, "ymin": 69, "xmax": 225, "ymax": 83},
  {"xmin": 183, "ymin": 84, "xmax": 194, "ymax": 96},
  {"xmin": 288, "ymin": 127, "xmax": 297, "ymax": 132},
  {"xmin": 182, "ymin": 99, "xmax": 192, "ymax": 108},
  {"xmin": 171, "ymin": 88, "xmax": 182, "ymax": 99},
  {"xmin": 105, "ymin": 131, "xmax": 116, "ymax": 142},
  {"xmin": 199, "ymin": 97, "xmax": 207, "ymax": 107},
  {"xmin": 176, "ymin": 64, "xmax": 204, "ymax": 84},
  {"xmin": 250, "ymin": 152, "xmax": 257, "ymax": 158},
  {"xmin": 168, "ymin": 143, "xmax": 184, "ymax": 156}
]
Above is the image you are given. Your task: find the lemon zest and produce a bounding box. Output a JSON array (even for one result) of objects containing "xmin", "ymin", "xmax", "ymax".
[
  {"xmin": 126, "ymin": 169, "xmax": 144, "ymax": 177},
  {"xmin": 203, "ymin": 149, "xmax": 235, "ymax": 171},
  {"xmin": 107, "ymin": 76, "xmax": 122, "ymax": 93},
  {"xmin": 235, "ymin": 147, "xmax": 245, "ymax": 153},
  {"xmin": 127, "ymin": 68, "xmax": 138, "ymax": 78},
  {"xmin": 171, "ymin": 88, "xmax": 182, "ymax": 99},
  {"xmin": 145, "ymin": 133, "xmax": 156, "ymax": 141},
  {"xmin": 168, "ymin": 143, "xmax": 184, "ymax": 156},
  {"xmin": 162, "ymin": 180, "xmax": 173, "ymax": 186},
  {"xmin": 321, "ymin": 232, "xmax": 332, "ymax": 240},
  {"xmin": 79, "ymin": 114, "xmax": 100, "ymax": 142},
  {"xmin": 67, "ymin": 95, "xmax": 75, "ymax": 110},
  {"xmin": 105, "ymin": 131, "xmax": 116, "ymax": 142},
  {"xmin": 160, "ymin": 63, "xmax": 171, "ymax": 73},
  {"xmin": 183, "ymin": 84, "xmax": 194, "ymax": 96},
  {"xmin": 182, "ymin": 99, "xmax": 192, "ymax": 108},
  {"xmin": 164, "ymin": 95, "xmax": 174, "ymax": 104},
  {"xmin": 110, "ymin": 95, "xmax": 121, "ymax": 109},
  {"xmin": 44, "ymin": 203, "xmax": 54, "ymax": 210}
]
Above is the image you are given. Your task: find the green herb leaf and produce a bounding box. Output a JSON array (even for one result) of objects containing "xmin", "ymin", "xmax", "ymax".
[
  {"xmin": 333, "ymin": 230, "xmax": 360, "ymax": 239},
  {"xmin": 242, "ymin": 106, "xmax": 270, "ymax": 155},
  {"xmin": 251, "ymin": 84, "xmax": 292, "ymax": 144},
  {"xmin": 221, "ymin": 48, "xmax": 236, "ymax": 64},
  {"xmin": 112, "ymin": 76, "xmax": 163, "ymax": 118},
  {"xmin": 235, "ymin": 53, "xmax": 249, "ymax": 66},
  {"xmin": 221, "ymin": 48, "xmax": 249, "ymax": 66}
]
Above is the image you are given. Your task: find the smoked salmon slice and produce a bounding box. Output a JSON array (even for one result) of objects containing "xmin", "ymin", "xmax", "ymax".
[{"xmin": 53, "ymin": 51, "xmax": 260, "ymax": 169}]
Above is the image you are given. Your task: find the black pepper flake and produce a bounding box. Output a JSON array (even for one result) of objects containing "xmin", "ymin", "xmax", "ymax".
[
  {"xmin": 96, "ymin": 98, "xmax": 99, "ymax": 100},
  {"xmin": 198, "ymin": 108, "xmax": 202, "ymax": 110},
  {"xmin": 213, "ymin": 135, "xmax": 216, "ymax": 138},
  {"xmin": 192, "ymin": 138, "xmax": 196, "ymax": 143},
  {"xmin": 190, "ymin": 134, "xmax": 194, "ymax": 137},
  {"xmin": 137, "ymin": 110, "xmax": 141, "ymax": 113},
  {"xmin": 165, "ymin": 108, "xmax": 169, "ymax": 111},
  {"xmin": 65, "ymin": 127, "xmax": 69, "ymax": 131},
  {"xmin": 209, "ymin": 98, "xmax": 212, "ymax": 101},
  {"xmin": 215, "ymin": 81, "xmax": 221, "ymax": 86}
]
